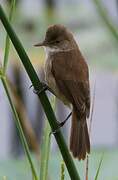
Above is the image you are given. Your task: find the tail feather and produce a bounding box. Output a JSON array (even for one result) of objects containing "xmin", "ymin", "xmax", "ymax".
[{"xmin": 70, "ymin": 108, "xmax": 90, "ymax": 160}]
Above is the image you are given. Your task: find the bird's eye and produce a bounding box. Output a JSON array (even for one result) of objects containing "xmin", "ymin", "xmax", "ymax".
[{"xmin": 55, "ymin": 40, "xmax": 60, "ymax": 43}]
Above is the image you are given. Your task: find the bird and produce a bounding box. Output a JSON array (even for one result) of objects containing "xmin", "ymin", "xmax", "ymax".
[{"xmin": 34, "ymin": 24, "xmax": 90, "ymax": 160}]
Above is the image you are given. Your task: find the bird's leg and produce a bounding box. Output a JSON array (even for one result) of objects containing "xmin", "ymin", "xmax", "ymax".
[
  {"xmin": 51, "ymin": 112, "xmax": 72, "ymax": 134},
  {"xmin": 57, "ymin": 112, "xmax": 72, "ymax": 127},
  {"xmin": 30, "ymin": 82, "xmax": 55, "ymax": 96},
  {"xmin": 30, "ymin": 83, "xmax": 72, "ymax": 133}
]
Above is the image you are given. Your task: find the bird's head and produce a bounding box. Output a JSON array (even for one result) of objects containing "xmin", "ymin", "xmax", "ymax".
[{"xmin": 34, "ymin": 24, "xmax": 76, "ymax": 51}]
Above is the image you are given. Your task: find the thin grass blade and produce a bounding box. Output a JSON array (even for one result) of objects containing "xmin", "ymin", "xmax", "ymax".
[
  {"xmin": 85, "ymin": 79, "xmax": 96, "ymax": 180},
  {"xmin": 3, "ymin": 0, "xmax": 15, "ymax": 73},
  {"xmin": 40, "ymin": 121, "xmax": 51, "ymax": 180},
  {"xmin": 60, "ymin": 161, "xmax": 65, "ymax": 180},
  {"xmin": 93, "ymin": 0, "xmax": 118, "ymax": 43},
  {"xmin": 89, "ymin": 79, "xmax": 96, "ymax": 134},
  {"xmin": 94, "ymin": 153, "xmax": 104, "ymax": 180}
]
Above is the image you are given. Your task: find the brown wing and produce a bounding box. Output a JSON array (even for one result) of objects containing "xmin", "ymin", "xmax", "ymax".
[{"xmin": 51, "ymin": 50, "xmax": 90, "ymax": 118}]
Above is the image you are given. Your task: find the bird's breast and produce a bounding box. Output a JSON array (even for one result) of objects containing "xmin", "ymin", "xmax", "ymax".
[
  {"xmin": 44, "ymin": 50, "xmax": 70, "ymax": 107},
  {"xmin": 44, "ymin": 55, "xmax": 57, "ymax": 93}
]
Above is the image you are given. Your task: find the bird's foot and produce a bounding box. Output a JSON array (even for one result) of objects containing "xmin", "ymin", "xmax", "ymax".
[
  {"xmin": 29, "ymin": 82, "xmax": 54, "ymax": 95},
  {"xmin": 33, "ymin": 83, "xmax": 48, "ymax": 95}
]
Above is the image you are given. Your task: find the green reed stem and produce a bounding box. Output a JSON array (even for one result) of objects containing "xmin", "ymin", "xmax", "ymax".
[
  {"xmin": 3, "ymin": 0, "xmax": 15, "ymax": 73},
  {"xmin": 40, "ymin": 121, "xmax": 51, "ymax": 180},
  {"xmin": 94, "ymin": 153, "xmax": 104, "ymax": 180},
  {"xmin": 60, "ymin": 161, "xmax": 65, "ymax": 180}
]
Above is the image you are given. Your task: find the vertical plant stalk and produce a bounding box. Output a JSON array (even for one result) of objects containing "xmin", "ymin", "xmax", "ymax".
[
  {"xmin": 93, "ymin": 0, "xmax": 118, "ymax": 43},
  {"xmin": 94, "ymin": 153, "xmax": 104, "ymax": 180},
  {"xmin": 7, "ymin": 77, "xmax": 39, "ymax": 155},
  {"xmin": 85, "ymin": 156, "xmax": 89, "ymax": 180},
  {"xmin": 0, "ymin": 5, "xmax": 80, "ymax": 180},
  {"xmin": 85, "ymin": 80, "xmax": 96, "ymax": 180},
  {"xmin": 40, "ymin": 96, "xmax": 55, "ymax": 180},
  {"xmin": 40, "ymin": 121, "xmax": 51, "ymax": 180},
  {"xmin": 2, "ymin": 176, "xmax": 7, "ymax": 180},
  {"xmin": 3, "ymin": 0, "xmax": 15, "ymax": 73},
  {"xmin": 60, "ymin": 161, "xmax": 65, "ymax": 180},
  {"xmin": 89, "ymin": 80, "xmax": 96, "ymax": 135},
  {"xmin": 1, "ymin": 76, "xmax": 38, "ymax": 180}
]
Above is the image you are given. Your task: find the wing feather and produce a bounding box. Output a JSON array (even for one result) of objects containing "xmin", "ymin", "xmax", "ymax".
[{"xmin": 51, "ymin": 50, "xmax": 90, "ymax": 118}]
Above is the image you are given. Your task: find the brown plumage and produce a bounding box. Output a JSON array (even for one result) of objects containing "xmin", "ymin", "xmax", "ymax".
[{"xmin": 35, "ymin": 24, "xmax": 90, "ymax": 160}]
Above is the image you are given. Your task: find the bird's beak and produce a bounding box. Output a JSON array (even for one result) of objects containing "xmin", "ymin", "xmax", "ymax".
[{"xmin": 34, "ymin": 40, "xmax": 46, "ymax": 47}]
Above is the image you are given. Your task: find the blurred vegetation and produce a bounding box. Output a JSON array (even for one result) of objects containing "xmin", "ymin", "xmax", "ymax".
[
  {"xmin": 0, "ymin": 150, "xmax": 118, "ymax": 180},
  {"xmin": 1, "ymin": 1, "xmax": 118, "ymax": 71}
]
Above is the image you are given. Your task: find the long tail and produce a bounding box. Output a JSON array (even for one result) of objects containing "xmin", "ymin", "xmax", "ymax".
[{"xmin": 70, "ymin": 108, "xmax": 90, "ymax": 160}]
